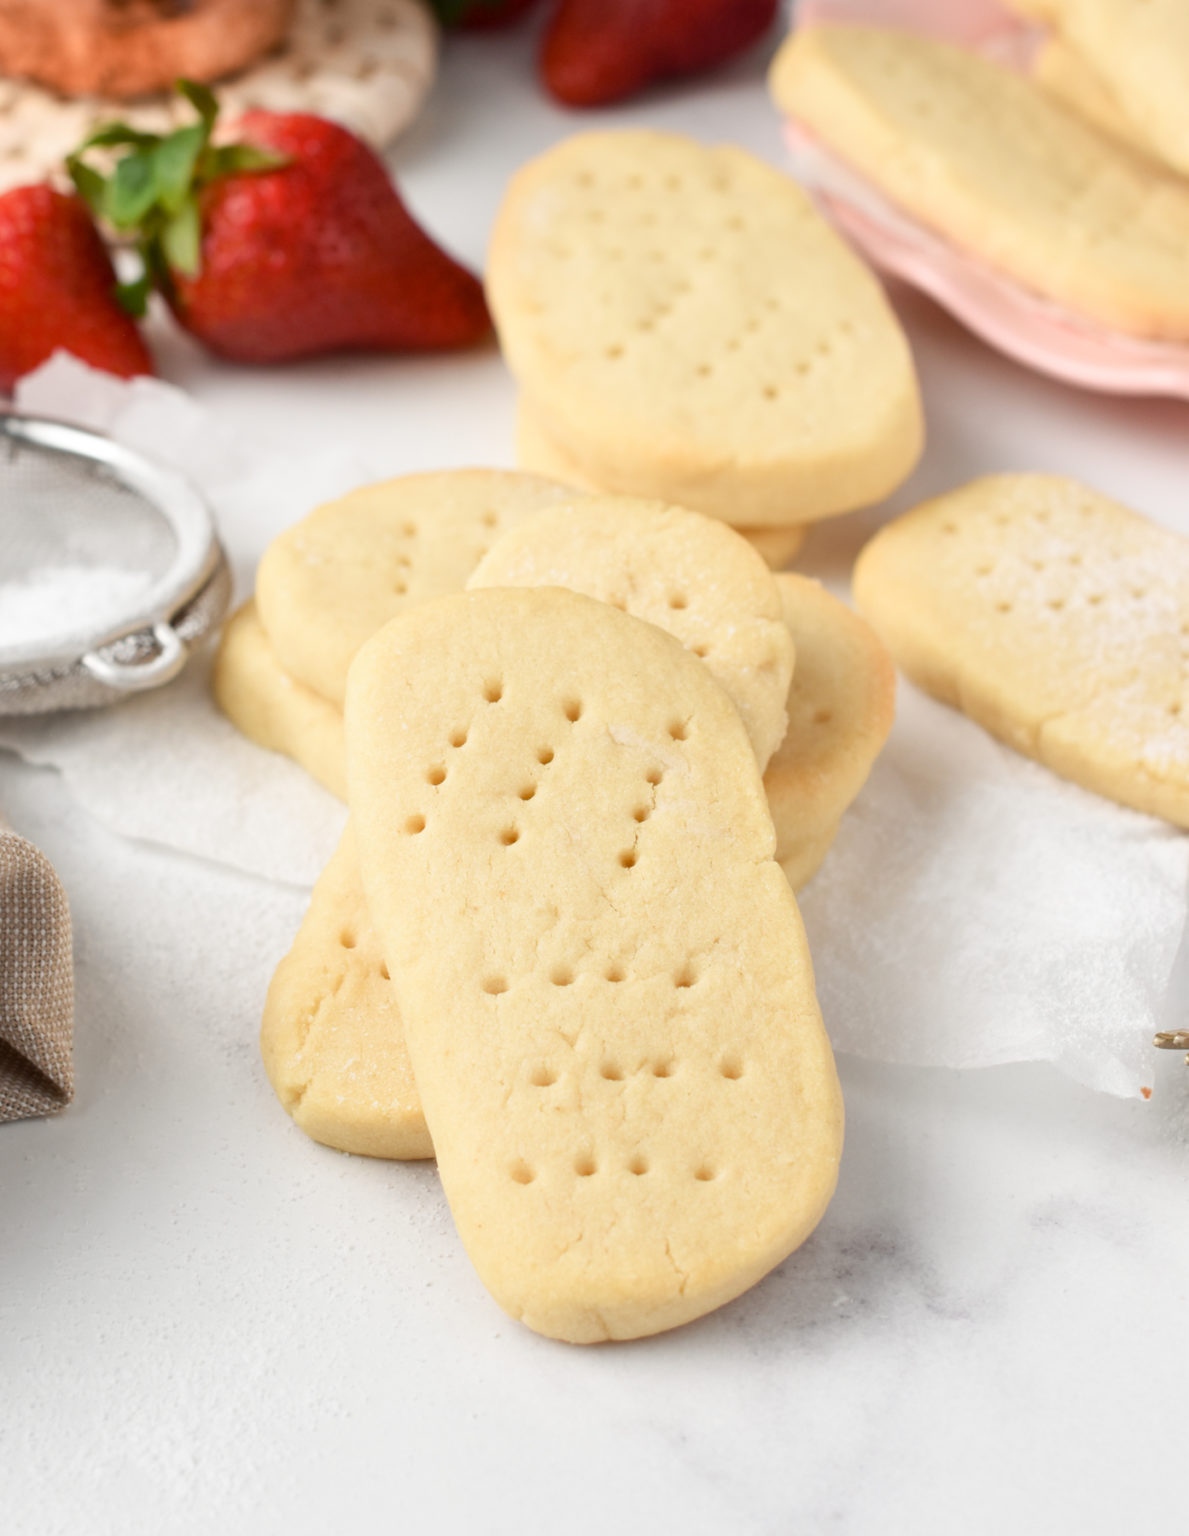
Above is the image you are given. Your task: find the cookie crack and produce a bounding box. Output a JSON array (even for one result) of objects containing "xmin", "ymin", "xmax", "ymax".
[{"xmin": 663, "ymin": 1236, "xmax": 689, "ymax": 1295}]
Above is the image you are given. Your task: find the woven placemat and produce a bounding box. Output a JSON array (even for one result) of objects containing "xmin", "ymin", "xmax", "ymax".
[{"xmin": 0, "ymin": 0, "xmax": 438, "ymax": 194}]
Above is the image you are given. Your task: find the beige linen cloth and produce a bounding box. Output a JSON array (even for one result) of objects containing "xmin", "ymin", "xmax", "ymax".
[{"xmin": 0, "ymin": 813, "xmax": 73, "ymax": 1122}]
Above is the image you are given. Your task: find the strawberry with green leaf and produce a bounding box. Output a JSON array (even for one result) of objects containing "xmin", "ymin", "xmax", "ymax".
[{"xmin": 68, "ymin": 82, "xmax": 490, "ymax": 365}]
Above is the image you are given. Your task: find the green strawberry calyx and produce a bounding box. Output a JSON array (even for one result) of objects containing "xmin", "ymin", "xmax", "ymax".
[
  {"xmin": 427, "ymin": 0, "xmax": 517, "ymax": 26},
  {"xmin": 66, "ymin": 79, "xmax": 287, "ymax": 317}
]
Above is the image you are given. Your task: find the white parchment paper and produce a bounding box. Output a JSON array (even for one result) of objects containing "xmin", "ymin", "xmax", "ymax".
[
  {"xmin": 2, "ymin": 357, "xmax": 1185, "ymax": 1096},
  {"xmin": 798, "ymin": 684, "xmax": 1189, "ymax": 1097}
]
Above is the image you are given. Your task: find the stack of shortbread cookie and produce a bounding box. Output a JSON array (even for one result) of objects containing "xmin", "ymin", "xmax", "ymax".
[
  {"xmin": 487, "ymin": 129, "xmax": 924, "ymax": 566},
  {"xmin": 216, "ymin": 471, "xmax": 896, "ymax": 887},
  {"xmin": 215, "ymin": 474, "xmax": 899, "ymax": 1340},
  {"xmin": 770, "ymin": 22, "xmax": 1189, "ymax": 342}
]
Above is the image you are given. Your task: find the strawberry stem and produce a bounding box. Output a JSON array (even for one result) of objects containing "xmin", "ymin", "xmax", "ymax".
[{"xmin": 66, "ymin": 79, "xmax": 287, "ymax": 317}]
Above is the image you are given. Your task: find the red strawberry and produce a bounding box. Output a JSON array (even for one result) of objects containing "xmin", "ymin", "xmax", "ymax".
[
  {"xmin": 0, "ymin": 185, "xmax": 153, "ymax": 393},
  {"xmin": 174, "ymin": 113, "xmax": 490, "ymax": 363},
  {"xmin": 69, "ymin": 83, "xmax": 489, "ymax": 365},
  {"xmin": 541, "ymin": 0, "xmax": 780, "ymax": 107}
]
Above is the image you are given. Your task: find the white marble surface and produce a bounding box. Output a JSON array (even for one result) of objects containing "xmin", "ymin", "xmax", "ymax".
[{"xmin": 2, "ymin": 20, "xmax": 1188, "ymax": 1535}]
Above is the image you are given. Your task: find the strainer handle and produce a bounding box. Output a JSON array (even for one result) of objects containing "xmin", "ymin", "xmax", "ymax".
[{"xmin": 80, "ymin": 624, "xmax": 187, "ymax": 692}]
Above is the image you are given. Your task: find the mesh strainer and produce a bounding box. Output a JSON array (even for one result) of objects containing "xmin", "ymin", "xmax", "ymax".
[{"xmin": 0, "ymin": 412, "xmax": 230, "ymax": 714}]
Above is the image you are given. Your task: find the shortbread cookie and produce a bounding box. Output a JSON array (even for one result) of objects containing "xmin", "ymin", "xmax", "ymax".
[
  {"xmin": 468, "ymin": 500, "xmax": 795, "ymax": 770},
  {"xmin": 261, "ymin": 823, "xmax": 432, "ymax": 1160},
  {"xmin": 1032, "ymin": 37, "xmax": 1153, "ymax": 160},
  {"xmin": 256, "ymin": 469, "xmax": 576, "ymax": 708},
  {"xmin": 1013, "ymin": 0, "xmax": 1189, "ymax": 177},
  {"xmin": 513, "ymin": 398, "xmax": 808, "ymax": 570},
  {"xmin": 213, "ymin": 601, "xmax": 347, "ymax": 799},
  {"xmin": 488, "ymin": 129, "xmax": 922, "ymax": 527},
  {"xmin": 767, "ymin": 575, "xmax": 896, "ymax": 888},
  {"xmin": 853, "ymin": 475, "xmax": 1189, "ymax": 826},
  {"xmin": 346, "ymin": 587, "xmax": 842, "ymax": 1342},
  {"xmin": 770, "ymin": 24, "xmax": 1189, "ymax": 341}
]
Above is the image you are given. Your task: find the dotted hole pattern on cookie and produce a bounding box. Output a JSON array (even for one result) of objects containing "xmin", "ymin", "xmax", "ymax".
[
  {"xmin": 932, "ymin": 493, "xmax": 1189, "ymax": 732},
  {"xmin": 507, "ymin": 1148, "xmax": 720, "ymax": 1184},
  {"xmin": 947, "ymin": 498, "xmax": 1186, "ymax": 629},
  {"xmin": 419, "ymin": 671, "xmax": 745, "ymax": 1193},
  {"xmin": 548, "ymin": 157, "xmax": 869, "ymax": 411}
]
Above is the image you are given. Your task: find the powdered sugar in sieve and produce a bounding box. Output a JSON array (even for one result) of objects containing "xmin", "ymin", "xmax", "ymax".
[{"xmin": 0, "ymin": 414, "xmax": 229, "ymax": 714}]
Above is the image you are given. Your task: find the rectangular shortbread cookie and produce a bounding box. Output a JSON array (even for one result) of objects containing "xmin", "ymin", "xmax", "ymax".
[
  {"xmin": 770, "ymin": 24, "xmax": 1189, "ymax": 341},
  {"xmin": 1033, "ymin": 37, "xmax": 1154, "ymax": 162},
  {"xmin": 256, "ymin": 469, "xmax": 577, "ymax": 708},
  {"xmin": 1013, "ymin": 0, "xmax": 1189, "ymax": 176},
  {"xmin": 213, "ymin": 601, "xmax": 348, "ymax": 800},
  {"xmin": 346, "ymin": 587, "xmax": 843, "ymax": 1342},
  {"xmin": 853, "ymin": 474, "xmax": 1189, "ymax": 826},
  {"xmin": 767, "ymin": 574, "xmax": 896, "ymax": 889},
  {"xmin": 488, "ymin": 129, "xmax": 922, "ymax": 525},
  {"xmin": 261, "ymin": 824, "xmax": 432, "ymax": 1160}
]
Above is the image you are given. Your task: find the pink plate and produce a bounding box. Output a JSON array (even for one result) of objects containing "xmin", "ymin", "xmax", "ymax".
[{"xmin": 786, "ymin": 0, "xmax": 1189, "ymax": 399}]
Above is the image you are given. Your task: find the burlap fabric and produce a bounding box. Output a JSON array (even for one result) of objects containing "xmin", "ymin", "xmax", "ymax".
[{"xmin": 0, "ymin": 816, "xmax": 74, "ymax": 1123}]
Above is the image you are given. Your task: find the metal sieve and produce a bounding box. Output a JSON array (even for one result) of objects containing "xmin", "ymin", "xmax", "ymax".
[{"xmin": 0, "ymin": 412, "xmax": 229, "ymax": 714}]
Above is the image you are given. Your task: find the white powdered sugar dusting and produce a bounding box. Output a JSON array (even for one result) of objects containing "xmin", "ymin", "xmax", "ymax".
[{"xmin": 0, "ymin": 564, "xmax": 152, "ymax": 649}]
